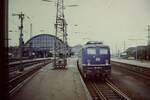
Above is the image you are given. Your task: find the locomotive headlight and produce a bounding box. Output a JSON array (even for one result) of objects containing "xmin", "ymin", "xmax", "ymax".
[
  {"xmin": 87, "ymin": 59, "xmax": 90, "ymax": 65},
  {"xmin": 105, "ymin": 59, "xmax": 109, "ymax": 65}
]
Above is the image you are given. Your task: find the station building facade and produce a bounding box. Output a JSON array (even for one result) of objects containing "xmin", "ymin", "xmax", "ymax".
[{"xmin": 23, "ymin": 34, "xmax": 71, "ymax": 58}]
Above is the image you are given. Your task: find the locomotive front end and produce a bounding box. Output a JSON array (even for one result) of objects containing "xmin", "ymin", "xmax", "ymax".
[{"xmin": 82, "ymin": 45, "xmax": 111, "ymax": 78}]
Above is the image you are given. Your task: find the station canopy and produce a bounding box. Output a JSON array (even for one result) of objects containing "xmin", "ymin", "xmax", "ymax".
[{"xmin": 24, "ymin": 34, "xmax": 64, "ymax": 52}]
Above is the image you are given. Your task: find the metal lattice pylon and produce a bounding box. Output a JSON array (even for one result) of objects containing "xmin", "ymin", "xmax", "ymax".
[{"xmin": 54, "ymin": 0, "xmax": 68, "ymax": 69}]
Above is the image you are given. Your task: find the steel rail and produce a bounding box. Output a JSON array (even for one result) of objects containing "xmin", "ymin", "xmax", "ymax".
[
  {"xmin": 9, "ymin": 59, "xmax": 52, "ymax": 80},
  {"xmin": 106, "ymin": 79, "xmax": 131, "ymax": 100},
  {"xmin": 91, "ymin": 81, "xmax": 107, "ymax": 100},
  {"xmin": 9, "ymin": 58, "xmax": 51, "ymax": 65},
  {"xmin": 87, "ymin": 80, "xmax": 131, "ymax": 100},
  {"xmin": 77, "ymin": 60, "xmax": 130, "ymax": 100},
  {"xmin": 111, "ymin": 61, "xmax": 150, "ymax": 80},
  {"xmin": 9, "ymin": 60, "xmax": 51, "ymax": 96}
]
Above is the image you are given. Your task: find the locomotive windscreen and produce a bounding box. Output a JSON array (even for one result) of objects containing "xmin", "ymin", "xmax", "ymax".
[
  {"xmin": 87, "ymin": 48, "xmax": 96, "ymax": 55},
  {"xmin": 99, "ymin": 48, "xmax": 108, "ymax": 55}
]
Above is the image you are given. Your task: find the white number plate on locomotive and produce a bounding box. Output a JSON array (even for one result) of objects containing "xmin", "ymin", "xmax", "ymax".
[{"xmin": 96, "ymin": 58, "xmax": 100, "ymax": 61}]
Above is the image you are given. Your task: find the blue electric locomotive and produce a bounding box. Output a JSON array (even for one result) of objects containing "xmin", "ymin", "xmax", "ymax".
[{"xmin": 77, "ymin": 41, "xmax": 111, "ymax": 78}]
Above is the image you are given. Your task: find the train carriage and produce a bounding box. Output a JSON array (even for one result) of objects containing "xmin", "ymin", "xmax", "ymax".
[{"xmin": 77, "ymin": 41, "xmax": 111, "ymax": 79}]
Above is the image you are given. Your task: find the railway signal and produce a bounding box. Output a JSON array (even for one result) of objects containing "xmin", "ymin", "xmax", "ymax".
[
  {"xmin": 12, "ymin": 12, "xmax": 31, "ymax": 71},
  {"xmin": 12, "ymin": 12, "xmax": 25, "ymax": 72}
]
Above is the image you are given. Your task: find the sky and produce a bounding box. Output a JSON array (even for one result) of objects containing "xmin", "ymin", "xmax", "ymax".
[{"xmin": 9, "ymin": 0, "xmax": 150, "ymax": 53}]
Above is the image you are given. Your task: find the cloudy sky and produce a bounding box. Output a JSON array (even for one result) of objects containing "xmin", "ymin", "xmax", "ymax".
[{"xmin": 9, "ymin": 0, "xmax": 150, "ymax": 53}]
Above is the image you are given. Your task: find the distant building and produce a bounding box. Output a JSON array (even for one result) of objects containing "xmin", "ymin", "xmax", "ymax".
[
  {"xmin": 126, "ymin": 47, "xmax": 136, "ymax": 58},
  {"xmin": 146, "ymin": 45, "xmax": 150, "ymax": 60},
  {"xmin": 71, "ymin": 45, "xmax": 83, "ymax": 56},
  {"xmin": 125, "ymin": 45, "xmax": 150, "ymax": 60}
]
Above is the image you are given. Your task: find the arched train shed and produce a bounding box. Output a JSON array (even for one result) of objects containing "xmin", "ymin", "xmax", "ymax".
[{"xmin": 23, "ymin": 34, "xmax": 70, "ymax": 58}]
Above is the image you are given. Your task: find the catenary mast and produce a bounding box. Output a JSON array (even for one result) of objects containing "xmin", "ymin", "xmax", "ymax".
[{"xmin": 54, "ymin": 0, "xmax": 68, "ymax": 69}]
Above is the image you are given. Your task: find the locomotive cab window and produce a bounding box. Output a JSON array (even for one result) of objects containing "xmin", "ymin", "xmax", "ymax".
[
  {"xmin": 99, "ymin": 48, "xmax": 108, "ymax": 55},
  {"xmin": 87, "ymin": 48, "xmax": 96, "ymax": 55}
]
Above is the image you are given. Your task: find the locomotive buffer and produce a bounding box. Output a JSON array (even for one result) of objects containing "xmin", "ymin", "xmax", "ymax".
[{"xmin": 53, "ymin": 0, "xmax": 68, "ymax": 69}]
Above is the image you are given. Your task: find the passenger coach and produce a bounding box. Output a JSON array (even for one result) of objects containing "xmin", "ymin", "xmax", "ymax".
[{"xmin": 77, "ymin": 41, "xmax": 111, "ymax": 78}]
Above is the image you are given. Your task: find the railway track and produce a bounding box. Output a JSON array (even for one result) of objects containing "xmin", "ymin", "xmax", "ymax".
[
  {"xmin": 85, "ymin": 79, "xmax": 130, "ymax": 100},
  {"xmin": 77, "ymin": 60, "xmax": 131, "ymax": 100},
  {"xmin": 111, "ymin": 61, "xmax": 150, "ymax": 80},
  {"xmin": 9, "ymin": 59, "xmax": 52, "ymax": 97}
]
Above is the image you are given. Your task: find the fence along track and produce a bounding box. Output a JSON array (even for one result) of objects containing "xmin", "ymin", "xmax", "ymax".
[{"xmin": 87, "ymin": 80, "xmax": 131, "ymax": 100}]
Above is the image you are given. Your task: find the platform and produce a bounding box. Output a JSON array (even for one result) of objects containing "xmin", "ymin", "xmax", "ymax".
[
  {"xmin": 111, "ymin": 58, "xmax": 150, "ymax": 68},
  {"xmin": 11, "ymin": 57, "xmax": 92, "ymax": 100}
]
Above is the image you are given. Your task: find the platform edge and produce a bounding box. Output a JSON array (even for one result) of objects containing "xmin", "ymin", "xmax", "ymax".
[{"xmin": 79, "ymin": 75, "xmax": 92, "ymax": 100}]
